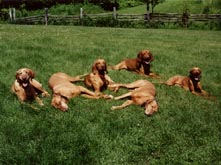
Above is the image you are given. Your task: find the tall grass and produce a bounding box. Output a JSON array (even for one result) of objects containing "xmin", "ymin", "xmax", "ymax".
[{"xmin": 0, "ymin": 24, "xmax": 221, "ymax": 164}]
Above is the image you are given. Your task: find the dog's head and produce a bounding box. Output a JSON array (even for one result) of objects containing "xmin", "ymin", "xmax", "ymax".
[
  {"xmin": 189, "ymin": 67, "xmax": 202, "ymax": 82},
  {"xmin": 144, "ymin": 97, "xmax": 158, "ymax": 116},
  {"xmin": 92, "ymin": 59, "xmax": 108, "ymax": 75},
  {"xmin": 15, "ymin": 68, "xmax": 35, "ymax": 88},
  {"xmin": 51, "ymin": 93, "xmax": 68, "ymax": 112},
  {"xmin": 137, "ymin": 50, "xmax": 154, "ymax": 65}
]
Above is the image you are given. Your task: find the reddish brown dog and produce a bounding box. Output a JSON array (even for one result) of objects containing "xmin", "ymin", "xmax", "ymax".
[
  {"xmin": 163, "ymin": 67, "xmax": 208, "ymax": 96},
  {"xmin": 49, "ymin": 72, "xmax": 100, "ymax": 112},
  {"xmin": 11, "ymin": 68, "xmax": 50, "ymax": 105},
  {"xmin": 109, "ymin": 50, "xmax": 159, "ymax": 78},
  {"xmin": 109, "ymin": 80, "xmax": 158, "ymax": 116},
  {"xmin": 84, "ymin": 59, "xmax": 114, "ymax": 98}
]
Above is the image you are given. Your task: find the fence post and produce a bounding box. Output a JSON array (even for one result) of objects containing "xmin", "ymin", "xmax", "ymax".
[
  {"xmin": 182, "ymin": 11, "xmax": 189, "ymax": 28},
  {"xmin": 113, "ymin": 7, "xmax": 117, "ymax": 20},
  {"xmin": 144, "ymin": 11, "xmax": 150, "ymax": 21},
  {"xmin": 13, "ymin": 8, "xmax": 16, "ymax": 21},
  {"xmin": 45, "ymin": 8, "xmax": 48, "ymax": 25},
  {"xmin": 9, "ymin": 8, "xmax": 12, "ymax": 22},
  {"xmin": 9, "ymin": 8, "xmax": 16, "ymax": 22},
  {"xmin": 80, "ymin": 8, "xmax": 83, "ymax": 19}
]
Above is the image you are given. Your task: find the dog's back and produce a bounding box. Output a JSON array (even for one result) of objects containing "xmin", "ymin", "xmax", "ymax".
[
  {"xmin": 164, "ymin": 75, "xmax": 189, "ymax": 87},
  {"xmin": 130, "ymin": 80, "xmax": 156, "ymax": 105},
  {"xmin": 49, "ymin": 72, "xmax": 77, "ymax": 89}
]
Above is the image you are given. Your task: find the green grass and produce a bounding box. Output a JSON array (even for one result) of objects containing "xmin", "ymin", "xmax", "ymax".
[
  {"xmin": 118, "ymin": 0, "xmax": 220, "ymax": 14},
  {"xmin": 0, "ymin": 24, "xmax": 221, "ymax": 164}
]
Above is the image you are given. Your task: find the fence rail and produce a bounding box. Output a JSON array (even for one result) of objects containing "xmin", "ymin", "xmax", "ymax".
[{"xmin": 10, "ymin": 8, "xmax": 221, "ymax": 27}]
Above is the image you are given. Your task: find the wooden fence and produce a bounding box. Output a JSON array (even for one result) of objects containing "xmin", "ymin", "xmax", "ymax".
[{"xmin": 10, "ymin": 8, "xmax": 221, "ymax": 27}]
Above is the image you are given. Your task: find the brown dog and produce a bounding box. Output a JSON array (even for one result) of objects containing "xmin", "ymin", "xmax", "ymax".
[
  {"xmin": 109, "ymin": 50, "xmax": 159, "ymax": 78},
  {"xmin": 11, "ymin": 68, "xmax": 50, "ymax": 105},
  {"xmin": 84, "ymin": 59, "xmax": 114, "ymax": 98},
  {"xmin": 163, "ymin": 67, "xmax": 208, "ymax": 96},
  {"xmin": 49, "ymin": 72, "xmax": 100, "ymax": 111},
  {"xmin": 109, "ymin": 80, "xmax": 158, "ymax": 116}
]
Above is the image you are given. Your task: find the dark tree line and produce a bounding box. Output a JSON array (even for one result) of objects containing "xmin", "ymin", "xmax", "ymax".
[
  {"xmin": 0, "ymin": 0, "xmax": 166, "ymax": 12},
  {"xmin": 0, "ymin": 0, "xmax": 119, "ymax": 11}
]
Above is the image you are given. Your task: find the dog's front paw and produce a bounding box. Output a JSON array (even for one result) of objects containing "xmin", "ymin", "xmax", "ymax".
[
  {"xmin": 42, "ymin": 91, "xmax": 50, "ymax": 97},
  {"xmin": 111, "ymin": 106, "xmax": 117, "ymax": 110},
  {"xmin": 103, "ymin": 94, "xmax": 114, "ymax": 99},
  {"xmin": 108, "ymin": 84, "xmax": 120, "ymax": 92}
]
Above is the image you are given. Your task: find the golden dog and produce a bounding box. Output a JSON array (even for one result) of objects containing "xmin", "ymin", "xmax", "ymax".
[
  {"xmin": 109, "ymin": 50, "xmax": 159, "ymax": 78},
  {"xmin": 84, "ymin": 59, "xmax": 114, "ymax": 98},
  {"xmin": 109, "ymin": 80, "xmax": 158, "ymax": 116},
  {"xmin": 49, "ymin": 72, "xmax": 100, "ymax": 111},
  {"xmin": 11, "ymin": 68, "xmax": 50, "ymax": 105},
  {"xmin": 163, "ymin": 67, "xmax": 208, "ymax": 96}
]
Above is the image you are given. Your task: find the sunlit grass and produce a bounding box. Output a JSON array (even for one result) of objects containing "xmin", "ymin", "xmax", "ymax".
[{"xmin": 0, "ymin": 24, "xmax": 221, "ymax": 164}]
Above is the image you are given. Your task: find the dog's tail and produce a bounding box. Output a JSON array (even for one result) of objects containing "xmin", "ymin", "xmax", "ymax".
[
  {"xmin": 73, "ymin": 73, "xmax": 88, "ymax": 82},
  {"xmin": 201, "ymin": 94, "xmax": 217, "ymax": 101},
  {"xmin": 107, "ymin": 65, "xmax": 115, "ymax": 70},
  {"xmin": 152, "ymin": 81, "xmax": 167, "ymax": 85}
]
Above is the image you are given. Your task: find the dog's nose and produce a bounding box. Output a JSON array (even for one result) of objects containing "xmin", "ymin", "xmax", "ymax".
[{"xmin": 21, "ymin": 74, "xmax": 28, "ymax": 80}]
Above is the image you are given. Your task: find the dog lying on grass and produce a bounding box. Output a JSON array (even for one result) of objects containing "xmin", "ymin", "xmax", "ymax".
[
  {"xmin": 11, "ymin": 68, "xmax": 50, "ymax": 106},
  {"xmin": 109, "ymin": 80, "xmax": 158, "ymax": 116},
  {"xmin": 49, "ymin": 72, "xmax": 102, "ymax": 112},
  {"xmin": 84, "ymin": 59, "xmax": 114, "ymax": 99},
  {"xmin": 109, "ymin": 50, "xmax": 159, "ymax": 78},
  {"xmin": 162, "ymin": 67, "xmax": 213, "ymax": 98}
]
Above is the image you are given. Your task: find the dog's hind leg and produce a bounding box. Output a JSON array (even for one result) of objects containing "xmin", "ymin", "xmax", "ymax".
[
  {"xmin": 108, "ymin": 61, "xmax": 127, "ymax": 70},
  {"xmin": 79, "ymin": 86, "xmax": 100, "ymax": 99}
]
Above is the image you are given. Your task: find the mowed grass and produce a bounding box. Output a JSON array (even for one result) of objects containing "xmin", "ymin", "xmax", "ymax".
[{"xmin": 0, "ymin": 24, "xmax": 221, "ymax": 164}]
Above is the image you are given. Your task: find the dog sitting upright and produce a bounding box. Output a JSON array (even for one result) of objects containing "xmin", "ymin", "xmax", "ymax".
[
  {"xmin": 163, "ymin": 67, "xmax": 208, "ymax": 96},
  {"xmin": 11, "ymin": 68, "xmax": 50, "ymax": 105},
  {"xmin": 84, "ymin": 59, "xmax": 114, "ymax": 98},
  {"xmin": 109, "ymin": 50, "xmax": 159, "ymax": 78}
]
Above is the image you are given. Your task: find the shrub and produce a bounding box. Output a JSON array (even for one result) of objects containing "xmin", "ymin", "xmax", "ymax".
[
  {"xmin": 118, "ymin": 0, "xmax": 144, "ymax": 9},
  {"xmin": 0, "ymin": 8, "xmax": 9, "ymax": 20}
]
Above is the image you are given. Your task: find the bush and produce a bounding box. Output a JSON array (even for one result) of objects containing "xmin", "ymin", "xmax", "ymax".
[
  {"xmin": 118, "ymin": 0, "xmax": 143, "ymax": 9},
  {"xmin": 0, "ymin": 8, "xmax": 9, "ymax": 20}
]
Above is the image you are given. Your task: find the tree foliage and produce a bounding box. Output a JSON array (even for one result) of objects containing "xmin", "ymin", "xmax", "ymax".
[
  {"xmin": 0, "ymin": 0, "xmax": 119, "ymax": 11},
  {"xmin": 142, "ymin": 0, "xmax": 165, "ymax": 13}
]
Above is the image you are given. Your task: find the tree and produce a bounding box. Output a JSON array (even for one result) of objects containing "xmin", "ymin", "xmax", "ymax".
[{"xmin": 142, "ymin": 0, "xmax": 165, "ymax": 13}]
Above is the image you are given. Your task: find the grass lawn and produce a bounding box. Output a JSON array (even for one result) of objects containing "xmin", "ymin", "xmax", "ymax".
[
  {"xmin": 118, "ymin": 0, "xmax": 219, "ymax": 14},
  {"xmin": 0, "ymin": 24, "xmax": 221, "ymax": 164}
]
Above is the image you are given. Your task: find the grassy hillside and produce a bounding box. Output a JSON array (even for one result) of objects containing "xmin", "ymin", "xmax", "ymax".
[
  {"xmin": 0, "ymin": 24, "xmax": 221, "ymax": 164},
  {"xmin": 118, "ymin": 0, "xmax": 221, "ymax": 14}
]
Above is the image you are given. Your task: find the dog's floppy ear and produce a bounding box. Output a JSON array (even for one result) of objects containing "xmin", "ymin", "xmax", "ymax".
[
  {"xmin": 15, "ymin": 71, "xmax": 20, "ymax": 80},
  {"xmin": 104, "ymin": 61, "xmax": 108, "ymax": 74},
  {"xmin": 136, "ymin": 51, "xmax": 143, "ymax": 64},
  {"xmin": 137, "ymin": 51, "xmax": 143, "ymax": 60},
  {"xmin": 136, "ymin": 51, "xmax": 143, "ymax": 69},
  {"xmin": 92, "ymin": 62, "xmax": 99, "ymax": 74},
  {"xmin": 196, "ymin": 67, "xmax": 202, "ymax": 75},
  {"xmin": 26, "ymin": 68, "xmax": 35, "ymax": 79},
  {"xmin": 149, "ymin": 52, "xmax": 154, "ymax": 62},
  {"xmin": 189, "ymin": 68, "xmax": 194, "ymax": 76}
]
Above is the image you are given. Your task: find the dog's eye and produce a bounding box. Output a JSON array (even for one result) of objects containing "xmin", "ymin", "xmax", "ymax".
[{"xmin": 17, "ymin": 71, "xmax": 22, "ymax": 75}]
